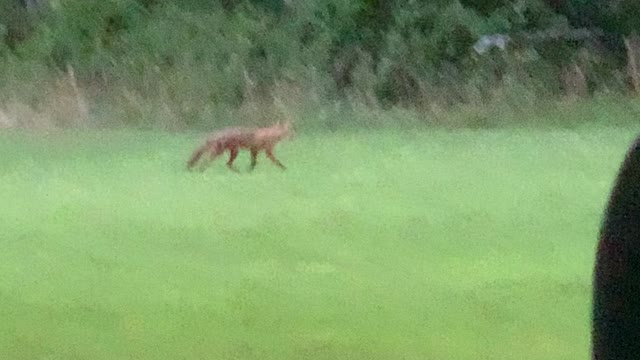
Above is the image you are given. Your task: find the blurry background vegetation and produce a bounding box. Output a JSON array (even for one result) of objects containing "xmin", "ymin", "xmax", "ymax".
[{"xmin": 1, "ymin": 0, "xmax": 640, "ymax": 130}]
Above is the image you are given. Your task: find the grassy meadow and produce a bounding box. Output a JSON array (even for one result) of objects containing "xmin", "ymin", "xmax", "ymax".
[{"xmin": 0, "ymin": 122, "xmax": 637, "ymax": 359}]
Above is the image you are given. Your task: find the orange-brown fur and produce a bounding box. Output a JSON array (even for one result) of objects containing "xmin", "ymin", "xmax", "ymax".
[{"xmin": 187, "ymin": 122, "xmax": 293, "ymax": 172}]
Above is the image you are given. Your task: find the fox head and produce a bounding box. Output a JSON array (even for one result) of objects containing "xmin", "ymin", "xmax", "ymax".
[{"xmin": 275, "ymin": 120, "xmax": 295, "ymax": 140}]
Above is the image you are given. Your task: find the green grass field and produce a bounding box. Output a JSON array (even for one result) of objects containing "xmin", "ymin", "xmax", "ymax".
[{"xmin": 0, "ymin": 125, "xmax": 636, "ymax": 359}]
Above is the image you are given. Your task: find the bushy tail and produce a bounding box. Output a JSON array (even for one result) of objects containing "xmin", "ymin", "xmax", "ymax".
[{"xmin": 187, "ymin": 142, "xmax": 209, "ymax": 170}]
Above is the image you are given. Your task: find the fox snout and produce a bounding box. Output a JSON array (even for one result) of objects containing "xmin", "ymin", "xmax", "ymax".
[
  {"xmin": 286, "ymin": 128, "xmax": 295, "ymax": 139},
  {"xmin": 281, "ymin": 122, "xmax": 295, "ymax": 139}
]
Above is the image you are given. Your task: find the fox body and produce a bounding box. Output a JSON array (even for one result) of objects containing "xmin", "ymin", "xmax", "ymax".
[{"xmin": 187, "ymin": 122, "xmax": 293, "ymax": 172}]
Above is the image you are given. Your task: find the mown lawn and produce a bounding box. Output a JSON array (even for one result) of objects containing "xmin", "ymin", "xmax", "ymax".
[{"xmin": 0, "ymin": 126, "xmax": 635, "ymax": 359}]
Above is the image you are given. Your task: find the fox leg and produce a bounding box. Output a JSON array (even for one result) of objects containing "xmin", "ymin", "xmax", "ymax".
[
  {"xmin": 226, "ymin": 148, "xmax": 240, "ymax": 172},
  {"xmin": 265, "ymin": 148, "xmax": 286, "ymax": 170},
  {"xmin": 249, "ymin": 148, "xmax": 259, "ymax": 171}
]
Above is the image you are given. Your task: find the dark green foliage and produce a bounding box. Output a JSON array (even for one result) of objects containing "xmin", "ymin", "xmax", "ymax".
[{"xmin": 1, "ymin": 0, "xmax": 639, "ymax": 128}]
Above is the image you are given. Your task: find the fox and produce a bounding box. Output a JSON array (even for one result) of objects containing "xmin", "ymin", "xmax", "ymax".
[{"xmin": 187, "ymin": 121, "xmax": 294, "ymax": 172}]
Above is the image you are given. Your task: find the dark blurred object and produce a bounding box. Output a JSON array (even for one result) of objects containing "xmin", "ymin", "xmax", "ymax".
[{"xmin": 592, "ymin": 135, "xmax": 640, "ymax": 359}]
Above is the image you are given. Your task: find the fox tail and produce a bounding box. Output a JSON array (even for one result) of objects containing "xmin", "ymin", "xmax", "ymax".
[{"xmin": 187, "ymin": 142, "xmax": 210, "ymax": 170}]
